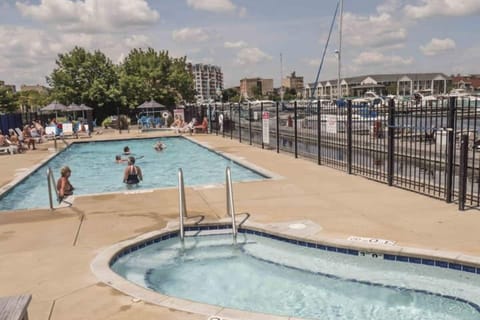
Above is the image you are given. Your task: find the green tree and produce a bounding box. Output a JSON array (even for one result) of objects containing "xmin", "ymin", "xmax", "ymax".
[
  {"xmin": 47, "ymin": 46, "xmax": 120, "ymax": 119},
  {"xmin": 283, "ymin": 87, "xmax": 297, "ymax": 100},
  {"xmin": 222, "ymin": 88, "xmax": 240, "ymax": 102},
  {"xmin": 16, "ymin": 89, "xmax": 51, "ymax": 112},
  {"xmin": 0, "ymin": 86, "xmax": 17, "ymax": 113},
  {"xmin": 118, "ymin": 48, "xmax": 194, "ymax": 108}
]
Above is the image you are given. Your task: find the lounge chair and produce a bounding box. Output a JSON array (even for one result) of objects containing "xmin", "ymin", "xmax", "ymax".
[
  {"xmin": 45, "ymin": 126, "xmax": 57, "ymax": 139},
  {"xmin": 61, "ymin": 123, "xmax": 74, "ymax": 138},
  {"xmin": 193, "ymin": 118, "xmax": 208, "ymax": 133},
  {"xmin": 3, "ymin": 138, "xmax": 21, "ymax": 154}
]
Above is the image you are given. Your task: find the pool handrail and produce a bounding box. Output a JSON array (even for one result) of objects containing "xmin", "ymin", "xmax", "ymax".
[
  {"xmin": 226, "ymin": 167, "xmax": 237, "ymax": 239},
  {"xmin": 46, "ymin": 167, "xmax": 59, "ymax": 210},
  {"xmin": 178, "ymin": 168, "xmax": 187, "ymax": 240}
]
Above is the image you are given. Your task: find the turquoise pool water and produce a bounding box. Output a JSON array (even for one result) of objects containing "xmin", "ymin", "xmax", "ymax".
[
  {"xmin": 0, "ymin": 137, "xmax": 266, "ymax": 211},
  {"xmin": 112, "ymin": 232, "xmax": 480, "ymax": 320}
]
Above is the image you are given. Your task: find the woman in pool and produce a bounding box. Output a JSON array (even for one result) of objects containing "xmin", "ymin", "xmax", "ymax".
[
  {"xmin": 57, "ymin": 166, "xmax": 74, "ymax": 202},
  {"xmin": 123, "ymin": 157, "xmax": 143, "ymax": 185},
  {"xmin": 123, "ymin": 146, "xmax": 131, "ymax": 155}
]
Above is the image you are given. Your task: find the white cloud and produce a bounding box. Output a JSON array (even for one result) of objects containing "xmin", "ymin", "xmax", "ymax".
[
  {"xmin": 186, "ymin": 0, "xmax": 236, "ymax": 13},
  {"xmin": 16, "ymin": 0, "xmax": 159, "ymax": 33},
  {"xmin": 234, "ymin": 47, "xmax": 272, "ymax": 65},
  {"xmin": 124, "ymin": 35, "xmax": 150, "ymax": 49},
  {"xmin": 420, "ymin": 38, "xmax": 456, "ymax": 56},
  {"xmin": 405, "ymin": 0, "xmax": 480, "ymax": 18},
  {"xmin": 343, "ymin": 12, "xmax": 407, "ymax": 49},
  {"xmin": 172, "ymin": 28, "xmax": 210, "ymax": 42},
  {"xmin": 224, "ymin": 41, "xmax": 247, "ymax": 48},
  {"xmin": 353, "ymin": 51, "xmax": 413, "ymax": 66}
]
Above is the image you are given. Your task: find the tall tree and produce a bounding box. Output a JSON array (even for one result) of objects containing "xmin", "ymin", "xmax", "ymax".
[
  {"xmin": 118, "ymin": 48, "xmax": 194, "ymax": 108},
  {"xmin": 16, "ymin": 89, "xmax": 51, "ymax": 112},
  {"xmin": 0, "ymin": 86, "xmax": 17, "ymax": 113},
  {"xmin": 47, "ymin": 46, "xmax": 120, "ymax": 119}
]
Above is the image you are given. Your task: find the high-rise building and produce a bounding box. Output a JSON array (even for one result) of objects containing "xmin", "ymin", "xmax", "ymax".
[
  {"xmin": 187, "ymin": 63, "xmax": 224, "ymax": 103},
  {"xmin": 240, "ymin": 78, "xmax": 274, "ymax": 99}
]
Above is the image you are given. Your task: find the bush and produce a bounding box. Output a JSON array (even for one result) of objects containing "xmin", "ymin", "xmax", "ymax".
[{"xmin": 101, "ymin": 117, "xmax": 112, "ymax": 128}]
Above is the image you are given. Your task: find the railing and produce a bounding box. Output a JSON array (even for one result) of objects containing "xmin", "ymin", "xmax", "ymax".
[
  {"xmin": 46, "ymin": 167, "xmax": 58, "ymax": 210},
  {"xmin": 178, "ymin": 168, "xmax": 187, "ymax": 240},
  {"xmin": 226, "ymin": 167, "xmax": 237, "ymax": 239},
  {"xmin": 185, "ymin": 97, "xmax": 480, "ymax": 211}
]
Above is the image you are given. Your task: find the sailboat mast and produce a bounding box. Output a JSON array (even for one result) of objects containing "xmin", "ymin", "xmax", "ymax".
[{"xmin": 337, "ymin": 0, "xmax": 343, "ymax": 99}]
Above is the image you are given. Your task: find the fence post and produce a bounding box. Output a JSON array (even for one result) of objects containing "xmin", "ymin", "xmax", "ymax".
[
  {"xmin": 222, "ymin": 103, "xmax": 225, "ymax": 138},
  {"xmin": 387, "ymin": 98, "xmax": 395, "ymax": 186},
  {"xmin": 458, "ymin": 134, "xmax": 469, "ymax": 211},
  {"xmin": 347, "ymin": 99, "xmax": 352, "ymax": 174},
  {"xmin": 248, "ymin": 103, "xmax": 252, "ymax": 145},
  {"xmin": 276, "ymin": 101, "xmax": 280, "ymax": 153},
  {"xmin": 261, "ymin": 102, "xmax": 264, "ymax": 149},
  {"xmin": 230, "ymin": 103, "xmax": 233, "ymax": 140},
  {"xmin": 317, "ymin": 99, "xmax": 322, "ymax": 165},
  {"xmin": 238, "ymin": 102, "xmax": 242, "ymax": 143},
  {"xmin": 445, "ymin": 97, "xmax": 456, "ymax": 203},
  {"xmin": 294, "ymin": 100, "xmax": 298, "ymax": 158},
  {"xmin": 208, "ymin": 104, "xmax": 212, "ymax": 134}
]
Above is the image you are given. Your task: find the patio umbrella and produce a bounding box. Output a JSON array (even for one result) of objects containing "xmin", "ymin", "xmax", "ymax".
[
  {"xmin": 137, "ymin": 99, "xmax": 166, "ymax": 109},
  {"xmin": 40, "ymin": 101, "xmax": 67, "ymax": 118},
  {"xmin": 65, "ymin": 103, "xmax": 93, "ymax": 119}
]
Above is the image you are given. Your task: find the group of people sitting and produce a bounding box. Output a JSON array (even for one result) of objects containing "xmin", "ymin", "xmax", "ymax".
[
  {"xmin": 0, "ymin": 121, "xmax": 45, "ymax": 153},
  {"xmin": 170, "ymin": 115, "xmax": 208, "ymax": 134}
]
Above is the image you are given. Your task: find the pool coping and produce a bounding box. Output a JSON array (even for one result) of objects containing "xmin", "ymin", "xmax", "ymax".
[
  {"xmin": 0, "ymin": 136, "xmax": 280, "ymax": 213},
  {"xmin": 91, "ymin": 219, "xmax": 480, "ymax": 320}
]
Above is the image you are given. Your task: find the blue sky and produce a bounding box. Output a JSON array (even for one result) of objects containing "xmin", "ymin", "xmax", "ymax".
[{"xmin": 1, "ymin": 0, "xmax": 479, "ymax": 89}]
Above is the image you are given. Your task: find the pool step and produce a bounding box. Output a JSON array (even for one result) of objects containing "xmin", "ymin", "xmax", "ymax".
[{"xmin": 185, "ymin": 228, "xmax": 234, "ymax": 237}]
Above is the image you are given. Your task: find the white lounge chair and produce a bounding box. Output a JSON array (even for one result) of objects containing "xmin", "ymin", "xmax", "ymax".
[{"xmin": 61, "ymin": 123, "xmax": 74, "ymax": 138}]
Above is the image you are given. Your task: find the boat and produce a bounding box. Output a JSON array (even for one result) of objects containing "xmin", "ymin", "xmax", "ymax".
[{"xmin": 352, "ymin": 91, "xmax": 385, "ymax": 107}]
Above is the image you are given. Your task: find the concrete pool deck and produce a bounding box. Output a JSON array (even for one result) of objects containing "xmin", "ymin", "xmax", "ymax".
[{"xmin": 1, "ymin": 130, "xmax": 479, "ymax": 320}]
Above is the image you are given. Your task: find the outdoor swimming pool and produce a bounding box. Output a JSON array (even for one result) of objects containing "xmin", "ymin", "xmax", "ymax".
[
  {"xmin": 111, "ymin": 228, "xmax": 480, "ymax": 320},
  {"xmin": 0, "ymin": 137, "xmax": 267, "ymax": 211}
]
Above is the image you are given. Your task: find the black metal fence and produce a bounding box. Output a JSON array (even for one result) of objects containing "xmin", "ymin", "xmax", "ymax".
[{"xmin": 187, "ymin": 97, "xmax": 480, "ymax": 211}]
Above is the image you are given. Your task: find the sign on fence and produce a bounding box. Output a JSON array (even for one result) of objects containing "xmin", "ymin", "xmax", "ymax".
[
  {"xmin": 262, "ymin": 111, "xmax": 269, "ymax": 144},
  {"xmin": 326, "ymin": 115, "xmax": 337, "ymax": 134},
  {"xmin": 174, "ymin": 109, "xmax": 185, "ymax": 121}
]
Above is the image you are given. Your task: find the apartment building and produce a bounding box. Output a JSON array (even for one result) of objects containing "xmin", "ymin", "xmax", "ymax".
[
  {"xmin": 240, "ymin": 78, "xmax": 274, "ymax": 99},
  {"xmin": 187, "ymin": 63, "xmax": 224, "ymax": 103},
  {"xmin": 282, "ymin": 71, "xmax": 304, "ymax": 96}
]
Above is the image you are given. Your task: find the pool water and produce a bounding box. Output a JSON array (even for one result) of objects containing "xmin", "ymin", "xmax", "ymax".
[
  {"xmin": 0, "ymin": 137, "xmax": 266, "ymax": 211},
  {"xmin": 112, "ymin": 233, "xmax": 480, "ymax": 320}
]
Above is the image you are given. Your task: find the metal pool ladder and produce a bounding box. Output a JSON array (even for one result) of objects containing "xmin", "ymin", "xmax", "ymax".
[
  {"xmin": 177, "ymin": 167, "xmax": 237, "ymax": 240},
  {"xmin": 178, "ymin": 168, "xmax": 187, "ymax": 239},
  {"xmin": 46, "ymin": 167, "xmax": 59, "ymax": 210},
  {"xmin": 226, "ymin": 167, "xmax": 238, "ymax": 239}
]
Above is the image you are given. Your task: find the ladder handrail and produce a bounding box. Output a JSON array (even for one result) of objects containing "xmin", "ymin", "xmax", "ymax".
[
  {"xmin": 178, "ymin": 168, "xmax": 187, "ymax": 240},
  {"xmin": 226, "ymin": 167, "xmax": 237, "ymax": 239},
  {"xmin": 46, "ymin": 167, "xmax": 59, "ymax": 210}
]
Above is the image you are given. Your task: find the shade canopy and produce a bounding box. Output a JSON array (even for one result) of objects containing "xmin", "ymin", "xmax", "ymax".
[
  {"xmin": 66, "ymin": 103, "xmax": 93, "ymax": 112},
  {"xmin": 137, "ymin": 99, "xmax": 166, "ymax": 109},
  {"xmin": 40, "ymin": 101, "xmax": 67, "ymax": 112}
]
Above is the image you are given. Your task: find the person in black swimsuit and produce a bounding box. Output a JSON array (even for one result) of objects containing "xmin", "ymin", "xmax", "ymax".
[
  {"xmin": 123, "ymin": 156, "xmax": 143, "ymax": 185},
  {"xmin": 57, "ymin": 166, "xmax": 74, "ymax": 202}
]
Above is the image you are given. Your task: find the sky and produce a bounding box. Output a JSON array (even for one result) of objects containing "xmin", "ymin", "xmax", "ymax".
[{"xmin": 1, "ymin": 0, "xmax": 480, "ymax": 90}]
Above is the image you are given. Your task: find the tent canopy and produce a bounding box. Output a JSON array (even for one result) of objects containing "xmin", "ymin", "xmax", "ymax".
[
  {"xmin": 40, "ymin": 101, "xmax": 67, "ymax": 112},
  {"xmin": 137, "ymin": 99, "xmax": 166, "ymax": 109}
]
